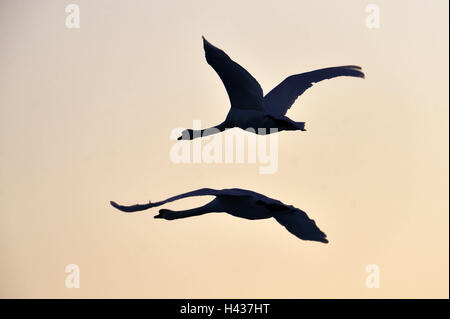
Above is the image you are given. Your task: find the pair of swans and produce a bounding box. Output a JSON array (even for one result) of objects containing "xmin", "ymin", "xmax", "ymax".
[{"xmin": 111, "ymin": 37, "xmax": 364, "ymax": 243}]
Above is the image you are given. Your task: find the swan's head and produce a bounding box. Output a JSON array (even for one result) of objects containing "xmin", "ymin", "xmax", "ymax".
[{"xmin": 177, "ymin": 129, "xmax": 195, "ymax": 140}]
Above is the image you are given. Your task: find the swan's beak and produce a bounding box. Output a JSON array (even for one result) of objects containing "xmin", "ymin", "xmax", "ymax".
[{"xmin": 177, "ymin": 129, "xmax": 191, "ymax": 140}]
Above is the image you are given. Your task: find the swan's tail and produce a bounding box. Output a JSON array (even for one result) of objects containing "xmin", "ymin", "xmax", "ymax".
[{"xmin": 264, "ymin": 115, "xmax": 306, "ymax": 132}]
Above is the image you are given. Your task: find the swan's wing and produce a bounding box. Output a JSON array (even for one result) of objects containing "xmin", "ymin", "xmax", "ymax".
[
  {"xmin": 263, "ymin": 65, "xmax": 365, "ymax": 117},
  {"xmin": 273, "ymin": 209, "xmax": 328, "ymax": 243},
  {"xmin": 110, "ymin": 188, "xmax": 254, "ymax": 213},
  {"xmin": 110, "ymin": 201, "xmax": 154, "ymax": 212},
  {"xmin": 203, "ymin": 37, "xmax": 264, "ymax": 111},
  {"xmin": 110, "ymin": 188, "xmax": 223, "ymax": 212}
]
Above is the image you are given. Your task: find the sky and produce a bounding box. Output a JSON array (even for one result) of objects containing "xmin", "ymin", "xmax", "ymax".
[{"xmin": 0, "ymin": 0, "xmax": 448, "ymax": 298}]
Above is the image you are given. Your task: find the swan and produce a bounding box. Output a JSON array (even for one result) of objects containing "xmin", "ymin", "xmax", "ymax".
[
  {"xmin": 178, "ymin": 37, "xmax": 364, "ymax": 140},
  {"xmin": 110, "ymin": 188, "xmax": 328, "ymax": 243}
]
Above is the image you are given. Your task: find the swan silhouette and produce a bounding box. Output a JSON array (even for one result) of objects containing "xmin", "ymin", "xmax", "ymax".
[
  {"xmin": 110, "ymin": 188, "xmax": 328, "ymax": 243},
  {"xmin": 178, "ymin": 37, "xmax": 364, "ymax": 140}
]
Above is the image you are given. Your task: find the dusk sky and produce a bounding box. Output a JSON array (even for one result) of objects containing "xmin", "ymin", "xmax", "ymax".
[{"xmin": 0, "ymin": 0, "xmax": 448, "ymax": 298}]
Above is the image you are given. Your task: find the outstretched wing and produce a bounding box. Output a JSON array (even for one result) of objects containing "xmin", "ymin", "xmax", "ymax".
[
  {"xmin": 263, "ymin": 65, "xmax": 365, "ymax": 117},
  {"xmin": 273, "ymin": 209, "xmax": 328, "ymax": 243},
  {"xmin": 203, "ymin": 37, "xmax": 264, "ymax": 111},
  {"xmin": 110, "ymin": 188, "xmax": 222, "ymax": 212},
  {"xmin": 110, "ymin": 188, "xmax": 254, "ymax": 213}
]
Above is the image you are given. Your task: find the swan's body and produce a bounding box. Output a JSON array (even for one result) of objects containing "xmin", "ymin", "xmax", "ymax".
[
  {"xmin": 178, "ymin": 37, "xmax": 364, "ymax": 140},
  {"xmin": 110, "ymin": 188, "xmax": 328, "ymax": 243}
]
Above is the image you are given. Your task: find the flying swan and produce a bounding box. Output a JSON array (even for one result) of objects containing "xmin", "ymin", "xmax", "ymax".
[
  {"xmin": 110, "ymin": 188, "xmax": 328, "ymax": 243},
  {"xmin": 178, "ymin": 37, "xmax": 364, "ymax": 140}
]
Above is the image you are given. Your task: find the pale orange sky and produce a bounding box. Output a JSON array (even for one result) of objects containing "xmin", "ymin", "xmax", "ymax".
[{"xmin": 0, "ymin": 0, "xmax": 448, "ymax": 298}]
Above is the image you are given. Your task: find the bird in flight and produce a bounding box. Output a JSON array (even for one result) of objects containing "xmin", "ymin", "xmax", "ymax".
[
  {"xmin": 178, "ymin": 37, "xmax": 364, "ymax": 140},
  {"xmin": 110, "ymin": 188, "xmax": 328, "ymax": 243}
]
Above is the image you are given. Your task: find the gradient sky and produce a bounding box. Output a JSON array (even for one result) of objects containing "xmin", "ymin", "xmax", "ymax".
[{"xmin": 0, "ymin": 0, "xmax": 448, "ymax": 298}]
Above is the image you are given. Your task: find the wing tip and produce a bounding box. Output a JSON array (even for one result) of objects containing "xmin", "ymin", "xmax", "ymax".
[
  {"xmin": 110, "ymin": 201, "xmax": 124, "ymax": 212},
  {"xmin": 307, "ymin": 228, "xmax": 329, "ymax": 244},
  {"xmin": 202, "ymin": 35, "xmax": 211, "ymax": 47},
  {"xmin": 343, "ymin": 65, "xmax": 362, "ymax": 70},
  {"xmin": 110, "ymin": 200, "xmax": 134, "ymax": 213},
  {"xmin": 345, "ymin": 65, "xmax": 365, "ymax": 79},
  {"xmin": 317, "ymin": 235, "xmax": 329, "ymax": 244}
]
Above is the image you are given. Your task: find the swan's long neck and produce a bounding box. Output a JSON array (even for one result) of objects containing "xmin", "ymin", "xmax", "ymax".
[{"xmin": 194, "ymin": 121, "xmax": 227, "ymax": 138}]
